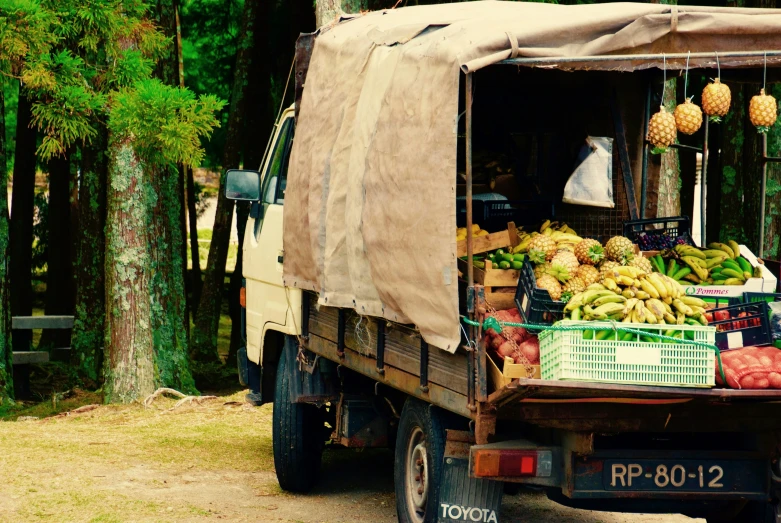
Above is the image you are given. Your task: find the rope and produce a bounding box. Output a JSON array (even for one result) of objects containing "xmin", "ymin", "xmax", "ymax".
[
  {"xmin": 462, "ymin": 316, "xmax": 727, "ymax": 385},
  {"xmin": 684, "ymin": 51, "xmax": 690, "ymax": 99}
]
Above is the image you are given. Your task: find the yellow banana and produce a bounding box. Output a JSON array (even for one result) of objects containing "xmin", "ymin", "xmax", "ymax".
[
  {"xmin": 646, "ymin": 273, "xmax": 669, "ymax": 300},
  {"xmin": 663, "ymin": 312, "xmax": 677, "ymax": 324},
  {"xmin": 622, "ymin": 288, "xmax": 636, "ymax": 299},
  {"xmin": 728, "ymin": 240, "xmax": 741, "ymax": 259},
  {"xmin": 639, "ymin": 279, "xmax": 660, "ymax": 299},
  {"xmin": 676, "ymin": 311, "xmax": 686, "ymax": 325},
  {"xmin": 645, "ymin": 299, "xmax": 666, "ymax": 320},
  {"xmin": 635, "ymin": 290, "xmax": 651, "ymax": 300},
  {"xmin": 587, "ymin": 283, "xmax": 606, "ymax": 291},
  {"xmin": 681, "ymin": 296, "xmax": 706, "ymax": 308},
  {"xmin": 616, "ymin": 275, "xmax": 635, "ymax": 287},
  {"xmin": 645, "ymin": 310, "xmax": 658, "ymax": 324},
  {"xmin": 593, "ymin": 295, "xmax": 627, "ymax": 307},
  {"xmin": 582, "ymin": 289, "xmax": 618, "ymax": 304},
  {"xmin": 616, "ymin": 266, "xmax": 644, "ymax": 278},
  {"xmin": 540, "ymin": 220, "xmax": 551, "ymax": 233},
  {"xmin": 623, "ymin": 298, "xmax": 639, "ymax": 316},
  {"xmin": 603, "ymin": 278, "xmax": 619, "ymax": 292},
  {"xmin": 634, "ymin": 301, "xmax": 647, "ymax": 323},
  {"xmin": 672, "ymin": 299, "xmax": 693, "ymax": 316}
]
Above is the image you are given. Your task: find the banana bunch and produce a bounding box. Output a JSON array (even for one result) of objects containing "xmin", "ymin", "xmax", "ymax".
[
  {"xmin": 456, "ymin": 224, "xmax": 489, "ymax": 242},
  {"xmin": 649, "ymin": 241, "xmax": 756, "ymax": 286},
  {"xmin": 514, "ymin": 221, "xmax": 582, "ymax": 254},
  {"xmin": 564, "ymin": 266, "xmax": 709, "ymax": 326}
]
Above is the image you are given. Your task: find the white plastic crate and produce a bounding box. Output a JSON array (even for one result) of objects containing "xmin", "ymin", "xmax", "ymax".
[{"xmin": 538, "ymin": 321, "xmax": 717, "ymax": 388}]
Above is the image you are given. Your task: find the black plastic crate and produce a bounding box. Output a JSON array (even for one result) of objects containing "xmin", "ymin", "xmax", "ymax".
[
  {"xmin": 482, "ymin": 200, "xmax": 556, "ymax": 231},
  {"xmin": 514, "ymin": 261, "xmax": 566, "ymax": 329},
  {"xmin": 456, "ymin": 199, "xmax": 555, "ymax": 231},
  {"xmin": 623, "ymin": 216, "xmax": 696, "ymax": 251},
  {"xmin": 709, "ymin": 301, "xmax": 772, "ymax": 351}
]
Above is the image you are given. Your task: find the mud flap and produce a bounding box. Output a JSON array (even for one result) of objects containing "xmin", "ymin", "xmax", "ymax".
[
  {"xmin": 285, "ymin": 339, "xmax": 338, "ymax": 405},
  {"xmin": 437, "ymin": 431, "xmax": 503, "ymax": 523}
]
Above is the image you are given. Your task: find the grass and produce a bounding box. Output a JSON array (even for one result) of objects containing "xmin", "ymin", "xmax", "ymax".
[
  {"xmin": 191, "ymin": 228, "xmax": 238, "ymax": 272},
  {"xmin": 0, "ymin": 390, "xmax": 277, "ymax": 522}
]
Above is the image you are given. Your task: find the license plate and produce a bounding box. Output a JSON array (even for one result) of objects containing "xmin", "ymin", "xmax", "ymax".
[{"xmin": 604, "ymin": 460, "xmax": 731, "ymax": 491}]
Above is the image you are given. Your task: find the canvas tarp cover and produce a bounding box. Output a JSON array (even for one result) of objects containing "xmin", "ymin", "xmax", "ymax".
[{"xmin": 283, "ymin": 1, "xmax": 781, "ymax": 353}]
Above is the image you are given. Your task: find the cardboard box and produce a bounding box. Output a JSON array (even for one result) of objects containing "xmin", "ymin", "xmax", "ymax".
[{"xmin": 488, "ymin": 355, "xmax": 540, "ymax": 390}]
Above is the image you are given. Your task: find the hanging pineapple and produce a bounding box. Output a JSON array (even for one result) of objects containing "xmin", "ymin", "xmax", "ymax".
[
  {"xmin": 674, "ymin": 98, "xmax": 702, "ymax": 135},
  {"xmin": 701, "ymin": 78, "xmax": 731, "ymax": 122},
  {"xmin": 648, "ymin": 106, "xmax": 677, "ymax": 153},
  {"xmin": 749, "ymin": 88, "xmax": 778, "ymax": 134}
]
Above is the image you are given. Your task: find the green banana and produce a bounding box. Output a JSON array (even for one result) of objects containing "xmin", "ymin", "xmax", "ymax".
[
  {"xmin": 571, "ymin": 307, "xmax": 582, "ymax": 321},
  {"xmin": 666, "ymin": 259, "xmax": 678, "ymax": 277},
  {"xmin": 728, "ymin": 240, "xmax": 741, "ymax": 258},
  {"xmin": 736, "ymin": 256, "xmax": 752, "ymax": 274},
  {"xmin": 721, "ymin": 259, "xmax": 741, "ymax": 272},
  {"xmin": 672, "ymin": 267, "xmax": 692, "ymax": 280},
  {"xmin": 651, "ymin": 255, "xmax": 664, "ymax": 274},
  {"xmin": 710, "ymin": 266, "xmax": 723, "ymax": 274}
]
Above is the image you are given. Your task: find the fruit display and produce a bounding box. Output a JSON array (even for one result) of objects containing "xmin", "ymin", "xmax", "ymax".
[
  {"xmin": 463, "ymin": 248, "xmax": 525, "ymax": 271},
  {"xmin": 635, "ymin": 231, "xmax": 690, "ymax": 251},
  {"xmin": 749, "ymin": 88, "xmax": 778, "ymax": 133},
  {"xmin": 456, "ymin": 223, "xmax": 489, "ymax": 241},
  {"xmin": 647, "ymin": 241, "xmax": 758, "ymax": 286},
  {"xmin": 562, "ymin": 265, "xmax": 710, "ymax": 327},
  {"xmin": 716, "ymin": 346, "xmax": 781, "ymax": 389},
  {"xmin": 701, "ymin": 78, "xmax": 731, "ymax": 123},
  {"xmin": 674, "ymin": 98, "xmax": 703, "ymax": 135},
  {"xmin": 648, "ymin": 106, "xmax": 677, "ymax": 152},
  {"xmin": 515, "ymin": 220, "xmax": 582, "ymax": 257}
]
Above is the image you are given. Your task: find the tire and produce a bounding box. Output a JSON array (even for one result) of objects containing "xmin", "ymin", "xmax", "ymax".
[
  {"xmin": 272, "ymin": 337, "xmax": 324, "ymax": 493},
  {"xmin": 706, "ymin": 501, "xmax": 777, "ymax": 523},
  {"xmin": 394, "ymin": 398, "xmax": 448, "ymax": 523}
]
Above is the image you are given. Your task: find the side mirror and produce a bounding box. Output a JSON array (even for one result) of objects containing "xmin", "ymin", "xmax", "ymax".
[{"xmin": 225, "ymin": 169, "xmax": 261, "ymax": 201}]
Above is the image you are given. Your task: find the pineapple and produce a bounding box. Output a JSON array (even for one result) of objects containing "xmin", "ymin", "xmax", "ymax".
[
  {"xmin": 546, "ymin": 262, "xmax": 571, "ymax": 284},
  {"xmin": 648, "ymin": 106, "xmax": 677, "ymax": 152},
  {"xmin": 527, "ymin": 234, "xmax": 557, "ymax": 263},
  {"xmin": 536, "ymin": 274, "xmax": 562, "ymax": 301},
  {"xmin": 598, "ymin": 260, "xmax": 621, "ymax": 281},
  {"xmin": 749, "ymin": 88, "xmax": 778, "ymax": 133},
  {"xmin": 576, "ymin": 264, "xmax": 600, "ymax": 286},
  {"xmin": 674, "ymin": 98, "xmax": 702, "ymax": 135},
  {"xmin": 563, "ymin": 276, "xmax": 587, "ymax": 295},
  {"xmin": 534, "ymin": 262, "xmax": 551, "ymax": 280},
  {"xmin": 605, "ymin": 236, "xmax": 634, "ymax": 264},
  {"xmin": 574, "ymin": 238, "xmax": 604, "ymax": 266},
  {"xmin": 701, "ymin": 78, "xmax": 731, "ymax": 122},
  {"xmin": 629, "ymin": 256, "xmax": 653, "ymax": 274},
  {"xmin": 551, "ymin": 251, "xmax": 579, "ymax": 277}
]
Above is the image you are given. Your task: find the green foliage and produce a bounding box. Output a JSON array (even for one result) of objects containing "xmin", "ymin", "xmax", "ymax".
[
  {"xmin": 109, "ymin": 79, "xmax": 225, "ymax": 168},
  {"xmin": 180, "ymin": 0, "xmax": 243, "ymax": 168},
  {"xmin": 31, "ymin": 190, "xmax": 48, "ymax": 276}
]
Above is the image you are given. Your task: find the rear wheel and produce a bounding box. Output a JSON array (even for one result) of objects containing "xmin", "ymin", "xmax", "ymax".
[
  {"xmin": 272, "ymin": 336, "xmax": 324, "ymax": 492},
  {"xmin": 394, "ymin": 398, "xmax": 447, "ymax": 523}
]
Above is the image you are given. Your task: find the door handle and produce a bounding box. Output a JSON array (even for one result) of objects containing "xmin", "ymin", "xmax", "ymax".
[{"xmin": 277, "ymin": 255, "xmax": 284, "ymax": 264}]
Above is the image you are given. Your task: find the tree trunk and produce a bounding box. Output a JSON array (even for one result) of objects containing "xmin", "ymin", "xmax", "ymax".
[
  {"xmin": 39, "ymin": 152, "xmax": 74, "ymax": 350},
  {"xmin": 145, "ymin": 0, "xmax": 197, "ymax": 393},
  {"xmin": 191, "ymin": 0, "xmax": 259, "ymax": 365},
  {"xmin": 763, "ymin": 83, "xmax": 781, "ymax": 258},
  {"xmin": 148, "ymin": 161, "xmax": 197, "ymax": 394},
  {"xmin": 0, "ymin": 82, "xmax": 14, "ymax": 401},
  {"xmin": 9, "ymin": 93, "xmax": 36, "ymax": 352},
  {"xmin": 103, "ymin": 140, "xmax": 155, "ymax": 403},
  {"xmin": 72, "ymin": 133, "xmax": 108, "ymax": 384},
  {"xmin": 177, "ymin": 5, "xmax": 202, "ymax": 315}
]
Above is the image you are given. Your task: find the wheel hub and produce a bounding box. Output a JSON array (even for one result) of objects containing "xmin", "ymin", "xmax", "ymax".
[{"xmin": 405, "ymin": 426, "xmax": 428, "ymax": 522}]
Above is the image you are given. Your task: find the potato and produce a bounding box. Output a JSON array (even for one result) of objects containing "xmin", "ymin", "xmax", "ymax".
[
  {"xmin": 518, "ymin": 337, "xmax": 540, "ymax": 364},
  {"xmin": 768, "ymin": 372, "xmax": 781, "ymax": 389},
  {"xmin": 759, "ymin": 355, "xmax": 774, "ymax": 367},
  {"xmin": 740, "ymin": 375, "xmax": 755, "ymax": 389}
]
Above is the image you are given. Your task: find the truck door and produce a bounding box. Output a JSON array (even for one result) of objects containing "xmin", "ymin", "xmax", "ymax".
[{"xmin": 243, "ymin": 113, "xmax": 295, "ymax": 363}]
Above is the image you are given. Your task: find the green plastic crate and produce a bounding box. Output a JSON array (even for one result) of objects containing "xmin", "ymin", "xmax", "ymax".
[{"xmin": 538, "ymin": 321, "xmax": 717, "ymax": 388}]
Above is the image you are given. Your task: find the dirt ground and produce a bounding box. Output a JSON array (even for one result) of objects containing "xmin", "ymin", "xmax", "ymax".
[{"xmin": 0, "ymin": 390, "xmax": 703, "ymax": 523}]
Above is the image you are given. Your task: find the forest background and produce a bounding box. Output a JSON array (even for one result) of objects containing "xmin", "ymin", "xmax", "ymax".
[{"xmin": 0, "ymin": 0, "xmax": 778, "ymax": 406}]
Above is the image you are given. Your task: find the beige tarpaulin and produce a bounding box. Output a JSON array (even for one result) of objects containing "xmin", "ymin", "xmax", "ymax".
[{"xmin": 283, "ymin": 1, "xmax": 781, "ymax": 353}]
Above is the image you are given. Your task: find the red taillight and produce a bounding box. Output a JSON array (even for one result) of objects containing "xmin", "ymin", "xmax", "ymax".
[
  {"xmin": 473, "ymin": 450, "xmax": 540, "ymax": 478},
  {"xmin": 239, "ymin": 287, "xmax": 246, "ymax": 308}
]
